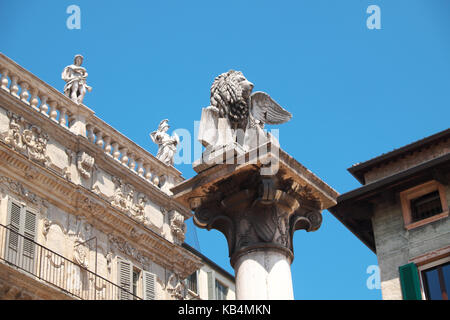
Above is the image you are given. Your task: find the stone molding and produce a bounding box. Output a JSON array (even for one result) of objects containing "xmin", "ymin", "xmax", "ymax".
[
  {"xmin": 0, "ymin": 142, "xmax": 202, "ymax": 279},
  {"xmin": 0, "ymin": 67, "xmax": 190, "ymax": 220},
  {"xmin": 108, "ymin": 233, "xmax": 151, "ymax": 270},
  {"xmin": 76, "ymin": 151, "xmax": 95, "ymax": 179},
  {"xmin": 0, "ymin": 175, "xmax": 48, "ymax": 215}
]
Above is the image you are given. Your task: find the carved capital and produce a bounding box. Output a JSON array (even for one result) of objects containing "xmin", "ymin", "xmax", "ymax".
[{"xmin": 191, "ymin": 170, "xmax": 323, "ymax": 266}]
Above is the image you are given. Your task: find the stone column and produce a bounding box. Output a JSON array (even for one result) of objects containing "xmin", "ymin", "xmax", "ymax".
[
  {"xmin": 171, "ymin": 143, "xmax": 338, "ymax": 300},
  {"xmin": 234, "ymin": 248, "xmax": 294, "ymax": 299}
]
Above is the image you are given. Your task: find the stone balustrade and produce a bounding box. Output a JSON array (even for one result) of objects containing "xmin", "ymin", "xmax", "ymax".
[
  {"xmin": 0, "ymin": 53, "xmax": 183, "ymax": 194},
  {"xmin": 0, "ymin": 53, "xmax": 92, "ymax": 136},
  {"xmin": 85, "ymin": 115, "xmax": 183, "ymax": 191}
]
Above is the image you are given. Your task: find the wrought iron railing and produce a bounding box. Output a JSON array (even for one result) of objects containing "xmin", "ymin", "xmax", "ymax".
[{"xmin": 0, "ymin": 223, "xmax": 141, "ymax": 300}]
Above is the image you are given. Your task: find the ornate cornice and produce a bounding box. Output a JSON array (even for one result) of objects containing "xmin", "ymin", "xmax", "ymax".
[
  {"xmin": 0, "ymin": 141, "xmax": 202, "ymax": 278},
  {"xmin": 0, "ymin": 91, "xmax": 191, "ymax": 219}
]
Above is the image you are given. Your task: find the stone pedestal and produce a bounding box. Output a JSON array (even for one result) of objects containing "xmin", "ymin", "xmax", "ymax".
[{"xmin": 171, "ymin": 142, "xmax": 338, "ymax": 300}]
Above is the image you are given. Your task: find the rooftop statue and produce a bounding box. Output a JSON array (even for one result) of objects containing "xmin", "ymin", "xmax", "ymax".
[
  {"xmin": 61, "ymin": 54, "xmax": 92, "ymax": 104},
  {"xmin": 150, "ymin": 119, "xmax": 179, "ymax": 166},
  {"xmin": 198, "ymin": 70, "xmax": 292, "ymax": 153}
]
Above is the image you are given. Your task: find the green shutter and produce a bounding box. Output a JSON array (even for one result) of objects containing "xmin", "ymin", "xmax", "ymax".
[
  {"xmin": 143, "ymin": 271, "xmax": 156, "ymax": 300},
  {"xmin": 399, "ymin": 263, "xmax": 422, "ymax": 300}
]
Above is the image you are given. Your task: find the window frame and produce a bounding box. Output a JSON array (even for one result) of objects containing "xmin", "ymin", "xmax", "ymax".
[
  {"xmin": 399, "ymin": 180, "xmax": 448, "ymax": 230},
  {"xmin": 116, "ymin": 257, "xmax": 156, "ymax": 300},
  {"xmin": 417, "ymin": 257, "xmax": 450, "ymax": 300},
  {"xmin": 215, "ymin": 279, "xmax": 228, "ymax": 300},
  {"xmin": 186, "ymin": 270, "xmax": 198, "ymax": 295},
  {"xmin": 132, "ymin": 267, "xmax": 141, "ymax": 300},
  {"xmin": 5, "ymin": 197, "xmax": 38, "ymax": 272}
]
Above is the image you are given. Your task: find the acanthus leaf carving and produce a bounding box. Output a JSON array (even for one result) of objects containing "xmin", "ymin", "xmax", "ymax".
[{"xmin": 192, "ymin": 173, "xmax": 325, "ymax": 265}]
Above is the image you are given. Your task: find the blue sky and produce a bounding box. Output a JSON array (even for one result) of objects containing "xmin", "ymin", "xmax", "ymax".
[{"xmin": 1, "ymin": 0, "xmax": 449, "ymax": 299}]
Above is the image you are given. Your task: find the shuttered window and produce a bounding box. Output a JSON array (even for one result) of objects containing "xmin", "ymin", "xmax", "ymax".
[
  {"xmin": 117, "ymin": 259, "xmax": 133, "ymax": 300},
  {"xmin": 117, "ymin": 258, "xmax": 157, "ymax": 300},
  {"xmin": 143, "ymin": 271, "xmax": 156, "ymax": 300},
  {"xmin": 399, "ymin": 263, "xmax": 422, "ymax": 300},
  {"xmin": 6, "ymin": 200, "xmax": 37, "ymax": 272}
]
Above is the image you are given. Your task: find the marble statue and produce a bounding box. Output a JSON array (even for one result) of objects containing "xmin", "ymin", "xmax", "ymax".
[
  {"xmin": 61, "ymin": 54, "xmax": 92, "ymax": 104},
  {"xmin": 198, "ymin": 70, "xmax": 292, "ymax": 153},
  {"xmin": 150, "ymin": 119, "xmax": 179, "ymax": 166}
]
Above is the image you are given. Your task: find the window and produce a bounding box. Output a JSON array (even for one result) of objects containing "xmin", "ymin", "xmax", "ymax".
[
  {"xmin": 421, "ymin": 262, "xmax": 449, "ymax": 300},
  {"xmin": 400, "ymin": 180, "xmax": 448, "ymax": 230},
  {"xmin": 215, "ymin": 280, "xmax": 228, "ymax": 300},
  {"xmin": 411, "ymin": 191, "xmax": 442, "ymax": 222},
  {"xmin": 132, "ymin": 269, "xmax": 141, "ymax": 300},
  {"xmin": 186, "ymin": 271, "xmax": 198, "ymax": 294},
  {"xmin": 117, "ymin": 258, "xmax": 156, "ymax": 300},
  {"xmin": 5, "ymin": 200, "xmax": 37, "ymax": 273}
]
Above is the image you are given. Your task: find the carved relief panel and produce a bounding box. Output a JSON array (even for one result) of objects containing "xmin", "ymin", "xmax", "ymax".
[{"xmin": 1, "ymin": 112, "xmax": 50, "ymax": 166}]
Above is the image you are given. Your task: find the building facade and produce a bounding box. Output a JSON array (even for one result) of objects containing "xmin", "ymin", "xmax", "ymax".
[
  {"xmin": 183, "ymin": 244, "xmax": 236, "ymax": 300},
  {"xmin": 330, "ymin": 129, "xmax": 450, "ymax": 300},
  {"xmin": 0, "ymin": 53, "xmax": 235, "ymax": 300}
]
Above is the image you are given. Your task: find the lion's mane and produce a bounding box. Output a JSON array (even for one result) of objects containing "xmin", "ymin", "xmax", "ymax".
[{"xmin": 210, "ymin": 70, "xmax": 249, "ymax": 129}]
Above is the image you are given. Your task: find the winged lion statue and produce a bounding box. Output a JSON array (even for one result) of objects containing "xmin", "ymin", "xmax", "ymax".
[{"xmin": 198, "ymin": 70, "xmax": 292, "ymax": 152}]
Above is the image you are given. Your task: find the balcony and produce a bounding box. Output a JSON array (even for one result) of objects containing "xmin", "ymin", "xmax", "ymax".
[{"xmin": 0, "ymin": 223, "xmax": 141, "ymax": 300}]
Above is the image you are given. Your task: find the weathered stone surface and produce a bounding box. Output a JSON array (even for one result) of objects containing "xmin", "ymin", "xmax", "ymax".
[
  {"xmin": 198, "ymin": 70, "xmax": 292, "ymax": 155},
  {"xmin": 172, "ymin": 142, "xmax": 338, "ymax": 299}
]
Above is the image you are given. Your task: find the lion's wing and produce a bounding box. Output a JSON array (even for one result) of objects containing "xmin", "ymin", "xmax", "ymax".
[{"xmin": 250, "ymin": 91, "xmax": 292, "ymax": 125}]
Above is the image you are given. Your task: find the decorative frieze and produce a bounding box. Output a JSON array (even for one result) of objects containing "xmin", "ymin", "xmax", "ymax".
[
  {"xmin": 110, "ymin": 176, "xmax": 150, "ymax": 227},
  {"xmin": 2, "ymin": 111, "xmax": 50, "ymax": 166},
  {"xmin": 108, "ymin": 234, "xmax": 151, "ymax": 270},
  {"xmin": 0, "ymin": 175, "xmax": 48, "ymax": 213}
]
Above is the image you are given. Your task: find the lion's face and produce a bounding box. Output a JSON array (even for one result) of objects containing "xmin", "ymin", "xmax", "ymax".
[
  {"xmin": 232, "ymin": 72, "xmax": 254, "ymax": 100},
  {"xmin": 210, "ymin": 70, "xmax": 254, "ymax": 127}
]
